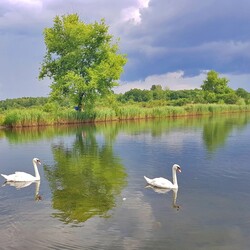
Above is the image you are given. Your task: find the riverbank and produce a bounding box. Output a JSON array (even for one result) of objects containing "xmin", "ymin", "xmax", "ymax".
[{"xmin": 0, "ymin": 104, "xmax": 250, "ymax": 128}]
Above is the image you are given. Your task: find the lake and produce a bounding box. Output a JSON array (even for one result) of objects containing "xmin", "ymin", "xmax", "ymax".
[{"xmin": 0, "ymin": 113, "xmax": 250, "ymax": 250}]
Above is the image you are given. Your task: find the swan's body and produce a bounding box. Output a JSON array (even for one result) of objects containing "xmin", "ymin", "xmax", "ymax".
[
  {"xmin": 144, "ymin": 164, "xmax": 181, "ymax": 189},
  {"xmin": 1, "ymin": 158, "xmax": 41, "ymax": 182}
]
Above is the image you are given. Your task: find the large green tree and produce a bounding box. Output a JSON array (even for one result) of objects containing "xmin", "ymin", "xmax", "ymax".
[
  {"xmin": 201, "ymin": 70, "xmax": 238, "ymax": 104},
  {"xmin": 201, "ymin": 70, "xmax": 230, "ymax": 94},
  {"xmin": 39, "ymin": 14, "xmax": 127, "ymax": 111}
]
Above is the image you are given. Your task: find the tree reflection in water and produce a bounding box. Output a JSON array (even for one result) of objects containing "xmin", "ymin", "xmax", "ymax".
[
  {"xmin": 202, "ymin": 114, "xmax": 249, "ymax": 152},
  {"xmin": 44, "ymin": 129, "xmax": 127, "ymax": 224}
]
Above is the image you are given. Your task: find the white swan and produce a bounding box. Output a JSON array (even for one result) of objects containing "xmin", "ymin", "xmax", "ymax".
[
  {"xmin": 1, "ymin": 158, "xmax": 41, "ymax": 182},
  {"xmin": 144, "ymin": 164, "xmax": 181, "ymax": 189}
]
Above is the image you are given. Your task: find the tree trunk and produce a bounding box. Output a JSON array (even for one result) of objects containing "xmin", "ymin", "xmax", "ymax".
[{"xmin": 77, "ymin": 93, "xmax": 85, "ymax": 112}]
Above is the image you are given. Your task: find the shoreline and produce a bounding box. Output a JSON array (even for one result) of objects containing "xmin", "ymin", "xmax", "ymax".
[{"xmin": 1, "ymin": 108, "xmax": 249, "ymax": 129}]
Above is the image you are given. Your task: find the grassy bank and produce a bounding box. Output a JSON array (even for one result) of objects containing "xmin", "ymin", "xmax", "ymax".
[{"xmin": 1, "ymin": 104, "xmax": 250, "ymax": 128}]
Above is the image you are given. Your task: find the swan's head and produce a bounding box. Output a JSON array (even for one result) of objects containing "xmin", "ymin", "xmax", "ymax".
[
  {"xmin": 173, "ymin": 164, "xmax": 181, "ymax": 173},
  {"xmin": 33, "ymin": 158, "xmax": 41, "ymax": 165}
]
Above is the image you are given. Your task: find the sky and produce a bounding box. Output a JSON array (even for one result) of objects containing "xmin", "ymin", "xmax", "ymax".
[{"xmin": 0, "ymin": 0, "xmax": 250, "ymax": 100}]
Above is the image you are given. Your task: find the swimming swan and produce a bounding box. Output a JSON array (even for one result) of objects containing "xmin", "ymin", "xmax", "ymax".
[
  {"xmin": 1, "ymin": 158, "xmax": 41, "ymax": 182},
  {"xmin": 144, "ymin": 164, "xmax": 181, "ymax": 189}
]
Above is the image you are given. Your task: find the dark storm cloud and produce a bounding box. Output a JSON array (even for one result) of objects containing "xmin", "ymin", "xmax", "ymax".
[{"xmin": 120, "ymin": 0, "xmax": 250, "ymax": 80}]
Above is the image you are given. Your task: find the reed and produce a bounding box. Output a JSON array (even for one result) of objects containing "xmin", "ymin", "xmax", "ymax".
[
  {"xmin": 93, "ymin": 107, "xmax": 117, "ymax": 121},
  {"xmin": 115, "ymin": 105, "xmax": 146, "ymax": 120},
  {"xmin": 1, "ymin": 104, "xmax": 250, "ymax": 127},
  {"xmin": 3, "ymin": 109, "xmax": 55, "ymax": 127}
]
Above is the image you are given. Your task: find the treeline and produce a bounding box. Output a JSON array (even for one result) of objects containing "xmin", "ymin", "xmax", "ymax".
[
  {"xmin": 117, "ymin": 86, "xmax": 250, "ymax": 106},
  {"xmin": 1, "ymin": 86, "xmax": 250, "ymax": 111},
  {"xmin": 1, "ymin": 71, "xmax": 250, "ymax": 111},
  {"xmin": 117, "ymin": 71, "xmax": 250, "ymax": 106},
  {"xmin": 0, "ymin": 97, "xmax": 48, "ymax": 110},
  {"xmin": 117, "ymin": 87, "xmax": 203, "ymax": 106}
]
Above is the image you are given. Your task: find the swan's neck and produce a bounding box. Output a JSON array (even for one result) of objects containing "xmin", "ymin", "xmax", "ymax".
[
  {"xmin": 33, "ymin": 162, "xmax": 40, "ymax": 180},
  {"xmin": 172, "ymin": 168, "xmax": 178, "ymax": 187}
]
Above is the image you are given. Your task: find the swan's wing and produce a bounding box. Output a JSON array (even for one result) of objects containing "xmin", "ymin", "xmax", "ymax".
[
  {"xmin": 150, "ymin": 177, "xmax": 173, "ymax": 189},
  {"xmin": 14, "ymin": 172, "xmax": 34, "ymax": 181},
  {"xmin": 15, "ymin": 171, "xmax": 33, "ymax": 177}
]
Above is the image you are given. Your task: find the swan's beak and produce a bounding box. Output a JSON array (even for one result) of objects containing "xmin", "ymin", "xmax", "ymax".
[
  {"xmin": 37, "ymin": 160, "xmax": 41, "ymax": 165},
  {"xmin": 178, "ymin": 168, "xmax": 181, "ymax": 173}
]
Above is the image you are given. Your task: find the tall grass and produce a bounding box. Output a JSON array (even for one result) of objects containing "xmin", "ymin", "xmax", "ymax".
[
  {"xmin": 3, "ymin": 109, "xmax": 54, "ymax": 127},
  {"xmin": 1, "ymin": 104, "xmax": 250, "ymax": 127}
]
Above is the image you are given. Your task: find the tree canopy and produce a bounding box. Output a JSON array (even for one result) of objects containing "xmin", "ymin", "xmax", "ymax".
[
  {"xmin": 39, "ymin": 13, "xmax": 127, "ymax": 111},
  {"xmin": 201, "ymin": 70, "xmax": 230, "ymax": 94},
  {"xmin": 201, "ymin": 70, "xmax": 240, "ymax": 104}
]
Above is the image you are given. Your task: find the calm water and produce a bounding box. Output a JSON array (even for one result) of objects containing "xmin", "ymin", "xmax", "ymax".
[{"xmin": 1, "ymin": 113, "xmax": 250, "ymax": 250}]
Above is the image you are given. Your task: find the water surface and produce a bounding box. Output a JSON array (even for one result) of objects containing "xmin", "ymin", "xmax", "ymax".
[{"xmin": 0, "ymin": 113, "xmax": 250, "ymax": 249}]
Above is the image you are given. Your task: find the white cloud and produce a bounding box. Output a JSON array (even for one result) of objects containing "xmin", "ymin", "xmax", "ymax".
[
  {"xmin": 121, "ymin": 0, "xmax": 150, "ymax": 24},
  {"xmin": 7, "ymin": 0, "xmax": 42, "ymax": 7},
  {"xmin": 115, "ymin": 70, "xmax": 250, "ymax": 93},
  {"xmin": 223, "ymin": 73, "xmax": 250, "ymax": 91},
  {"xmin": 114, "ymin": 71, "xmax": 205, "ymax": 93}
]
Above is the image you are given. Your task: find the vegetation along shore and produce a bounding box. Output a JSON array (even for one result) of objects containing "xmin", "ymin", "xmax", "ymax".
[{"xmin": 0, "ymin": 82, "xmax": 250, "ymax": 128}]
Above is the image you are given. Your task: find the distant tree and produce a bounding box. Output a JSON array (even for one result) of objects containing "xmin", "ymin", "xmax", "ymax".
[
  {"xmin": 150, "ymin": 85, "xmax": 165, "ymax": 100},
  {"xmin": 39, "ymin": 14, "xmax": 127, "ymax": 111},
  {"xmin": 236, "ymin": 88, "xmax": 249, "ymax": 99},
  {"xmin": 168, "ymin": 89, "xmax": 203, "ymax": 104},
  {"xmin": 204, "ymin": 92, "xmax": 217, "ymax": 103},
  {"xmin": 0, "ymin": 97, "xmax": 48, "ymax": 110},
  {"xmin": 150, "ymin": 85, "xmax": 163, "ymax": 91},
  {"xmin": 220, "ymin": 92, "xmax": 238, "ymax": 104},
  {"xmin": 201, "ymin": 70, "xmax": 230, "ymax": 94},
  {"xmin": 235, "ymin": 88, "xmax": 250, "ymax": 104},
  {"xmin": 200, "ymin": 70, "xmax": 238, "ymax": 103},
  {"xmin": 120, "ymin": 88, "xmax": 152, "ymax": 102}
]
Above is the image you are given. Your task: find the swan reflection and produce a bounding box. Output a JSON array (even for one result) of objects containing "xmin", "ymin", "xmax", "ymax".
[
  {"xmin": 145, "ymin": 185, "xmax": 180, "ymax": 210},
  {"xmin": 2, "ymin": 180, "xmax": 42, "ymax": 201}
]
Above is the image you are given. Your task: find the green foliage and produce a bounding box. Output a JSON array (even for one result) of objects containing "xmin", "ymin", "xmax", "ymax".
[
  {"xmin": 42, "ymin": 101, "xmax": 60, "ymax": 113},
  {"xmin": 204, "ymin": 92, "xmax": 217, "ymax": 103},
  {"xmin": 169, "ymin": 89, "xmax": 204, "ymax": 103},
  {"xmin": 236, "ymin": 98, "xmax": 246, "ymax": 105},
  {"xmin": 169, "ymin": 98, "xmax": 189, "ymax": 106},
  {"xmin": 200, "ymin": 70, "xmax": 241, "ymax": 104},
  {"xmin": 201, "ymin": 70, "xmax": 230, "ymax": 94},
  {"xmin": 236, "ymin": 88, "xmax": 249, "ymax": 98},
  {"xmin": 118, "ymin": 88, "xmax": 153, "ymax": 102},
  {"xmin": 236, "ymin": 88, "xmax": 250, "ymax": 104},
  {"xmin": 0, "ymin": 97, "xmax": 48, "ymax": 111},
  {"xmin": 218, "ymin": 91, "xmax": 238, "ymax": 104},
  {"xmin": 39, "ymin": 14, "xmax": 127, "ymax": 112},
  {"xmin": 117, "ymin": 87, "xmax": 206, "ymax": 105}
]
